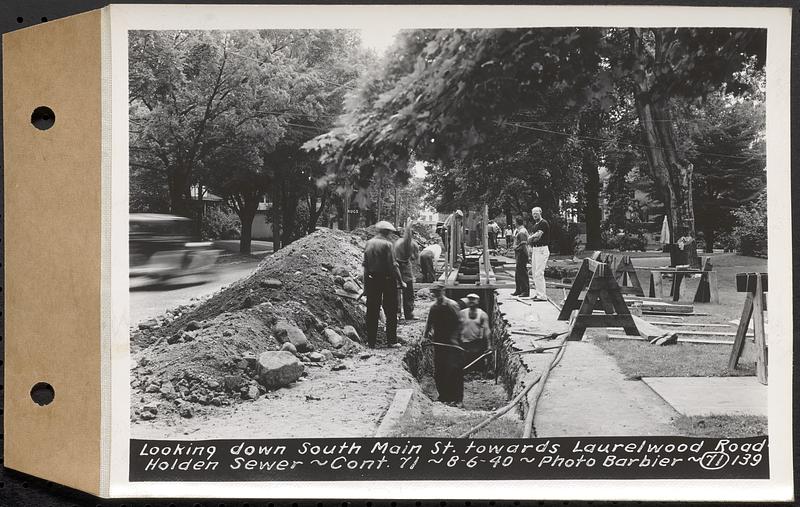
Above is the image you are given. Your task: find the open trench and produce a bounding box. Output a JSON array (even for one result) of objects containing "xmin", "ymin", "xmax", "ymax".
[{"xmin": 402, "ymin": 285, "xmax": 535, "ymax": 436}]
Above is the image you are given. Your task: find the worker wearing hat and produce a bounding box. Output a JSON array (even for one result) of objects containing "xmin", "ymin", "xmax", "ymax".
[
  {"xmin": 424, "ymin": 282, "xmax": 464, "ymax": 405},
  {"xmin": 363, "ymin": 220, "xmax": 405, "ymax": 348},
  {"xmin": 460, "ymin": 293, "xmax": 491, "ymax": 373}
]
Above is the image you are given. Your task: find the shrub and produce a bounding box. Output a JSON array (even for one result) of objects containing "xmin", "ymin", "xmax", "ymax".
[
  {"xmin": 716, "ymin": 231, "xmax": 740, "ymax": 252},
  {"xmin": 601, "ymin": 218, "xmax": 648, "ymax": 252},
  {"xmin": 732, "ymin": 192, "xmax": 767, "ymax": 257},
  {"xmin": 201, "ymin": 206, "xmax": 241, "ymax": 240}
]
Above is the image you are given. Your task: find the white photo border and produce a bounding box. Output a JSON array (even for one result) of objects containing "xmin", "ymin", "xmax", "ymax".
[{"xmin": 107, "ymin": 3, "xmax": 793, "ymax": 500}]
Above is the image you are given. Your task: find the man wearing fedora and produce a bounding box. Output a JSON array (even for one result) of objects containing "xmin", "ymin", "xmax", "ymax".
[{"xmin": 363, "ymin": 220, "xmax": 405, "ymax": 348}]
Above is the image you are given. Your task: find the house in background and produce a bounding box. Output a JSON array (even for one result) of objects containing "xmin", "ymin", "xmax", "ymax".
[{"xmin": 252, "ymin": 196, "xmax": 273, "ymax": 240}]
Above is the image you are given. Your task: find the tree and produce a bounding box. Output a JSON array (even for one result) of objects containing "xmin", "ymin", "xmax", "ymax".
[
  {"xmin": 686, "ymin": 90, "xmax": 766, "ymax": 251},
  {"xmin": 616, "ymin": 28, "xmax": 765, "ymax": 236},
  {"xmin": 131, "ymin": 29, "xmax": 373, "ymax": 253},
  {"xmin": 130, "ymin": 31, "xmax": 282, "ymax": 218},
  {"xmin": 307, "ymin": 27, "xmax": 765, "ymax": 243}
]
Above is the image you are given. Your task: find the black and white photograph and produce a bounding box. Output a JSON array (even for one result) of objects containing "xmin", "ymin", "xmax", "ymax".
[{"xmin": 117, "ymin": 4, "xmax": 791, "ymax": 499}]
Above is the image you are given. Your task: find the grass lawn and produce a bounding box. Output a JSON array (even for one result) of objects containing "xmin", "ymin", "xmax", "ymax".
[
  {"xmin": 627, "ymin": 252, "xmax": 767, "ymax": 322},
  {"xmin": 591, "ymin": 333, "xmax": 757, "ymax": 378},
  {"xmin": 551, "ymin": 252, "xmax": 766, "ymax": 378},
  {"xmin": 674, "ymin": 415, "xmax": 768, "ymax": 438}
]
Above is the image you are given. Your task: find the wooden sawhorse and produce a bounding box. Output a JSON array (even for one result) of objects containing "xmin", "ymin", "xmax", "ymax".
[{"xmin": 728, "ymin": 272, "xmax": 768, "ymax": 384}]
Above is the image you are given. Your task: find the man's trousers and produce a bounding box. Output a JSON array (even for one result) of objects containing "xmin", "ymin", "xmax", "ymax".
[
  {"xmin": 514, "ymin": 249, "xmax": 530, "ymax": 296},
  {"xmin": 530, "ymin": 245, "xmax": 550, "ymax": 298},
  {"xmin": 365, "ymin": 273, "xmax": 398, "ymax": 347}
]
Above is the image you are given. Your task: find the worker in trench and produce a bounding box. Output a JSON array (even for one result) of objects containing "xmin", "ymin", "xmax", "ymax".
[
  {"xmin": 363, "ymin": 220, "xmax": 405, "ymax": 348},
  {"xmin": 423, "ymin": 282, "xmax": 465, "ymax": 406},
  {"xmin": 394, "ymin": 217, "xmax": 419, "ymax": 320},
  {"xmin": 460, "ymin": 293, "xmax": 491, "ymax": 373}
]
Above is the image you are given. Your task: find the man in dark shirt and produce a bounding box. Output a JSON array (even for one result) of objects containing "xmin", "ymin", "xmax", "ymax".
[
  {"xmin": 363, "ymin": 221, "xmax": 405, "ymax": 348},
  {"xmin": 424, "ymin": 282, "xmax": 464, "ymax": 405},
  {"xmin": 528, "ymin": 207, "xmax": 551, "ymax": 301},
  {"xmin": 394, "ymin": 218, "xmax": 419, "ymax": 320},
  {"xmin": 511, "ymin": 217, "xmax": 530, "ymax": 297}
]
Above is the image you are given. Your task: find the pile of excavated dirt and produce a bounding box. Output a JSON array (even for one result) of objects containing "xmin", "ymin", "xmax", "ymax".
[
  {"xmin": 130, "ymin": 228, "xmax": 377, "ymax": 423},
  {"xmin": 352, "ymin": 222, "xmax": 439, "ymax": 247}
]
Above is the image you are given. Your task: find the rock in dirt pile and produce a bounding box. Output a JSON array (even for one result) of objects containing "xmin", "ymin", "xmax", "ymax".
[{"xmin": 130, "ymin": 228, "xmax": 374, "ymax": 422}]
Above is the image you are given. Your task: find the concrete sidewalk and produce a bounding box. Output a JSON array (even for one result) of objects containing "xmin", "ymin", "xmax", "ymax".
[
  {"xmin": 534, "ymin": 341, "xmax": 680, "ymax": 436},
  {"xmin": 496, "ymin": 288, "xmax": 680, "ymax": 437}
]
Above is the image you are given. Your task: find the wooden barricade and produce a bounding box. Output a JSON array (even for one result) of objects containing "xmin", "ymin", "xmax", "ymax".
[
  {"xmin": 558, "ymin": 258, "xmax": 639, "ymax": 341},
  {"xmin": 648, "ymin": 256, "xmax": 718, "ymax": 303},
  {"xmin": 728, "ymin": 273, "xmax": 768, "ymax": 384},
  {"xmin": 613, "ymin": 255, "xmax": 645, "ymax": 296}
]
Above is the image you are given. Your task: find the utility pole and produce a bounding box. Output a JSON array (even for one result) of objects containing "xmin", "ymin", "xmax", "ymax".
[
  {"xmin": 394, "ymin": 186, "xmax": 399, "ymax": 226},
  {"xmin": 343, "ymin": 182, "xmax": 351, "ymax": 231},
  {"xmin": 376, "ymin": 175, "xmax": 383, "ymax": 221}
]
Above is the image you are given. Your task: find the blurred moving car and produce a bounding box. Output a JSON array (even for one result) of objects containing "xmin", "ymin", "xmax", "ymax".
[{"xmin": 129, "ymin": 213, "xmax": 221, "ymax": 287}]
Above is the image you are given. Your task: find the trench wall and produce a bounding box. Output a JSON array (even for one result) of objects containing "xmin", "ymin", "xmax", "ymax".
[{"xmin": 492, "ymin": 299, "xmax": 529, "ymax": 417}]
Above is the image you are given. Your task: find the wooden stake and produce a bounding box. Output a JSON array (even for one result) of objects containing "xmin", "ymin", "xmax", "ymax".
[
  {"xmin": 753, "ymin": 274, "xmax": 768, "ymax": 384},
  {"xmin": 728, "ymin": 291, "xmax": 754, "ymax": 370}
]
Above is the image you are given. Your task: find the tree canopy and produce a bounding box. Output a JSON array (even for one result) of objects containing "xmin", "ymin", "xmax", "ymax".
[{"xmin": 306, "ymin": 26, "xmax": 767, "ymax": 245}]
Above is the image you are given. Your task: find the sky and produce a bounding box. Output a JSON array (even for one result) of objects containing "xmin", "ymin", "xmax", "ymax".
[{"xmin": 359, "ymin": 27, "xmax": 401, "ymax": 55}]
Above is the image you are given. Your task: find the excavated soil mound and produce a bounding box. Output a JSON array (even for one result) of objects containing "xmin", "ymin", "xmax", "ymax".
[
  {"xmin": 352, "ymin": 222, "xmax": 438, "ymax": 246},
  {"xmin": 130, "ymin": 228, "xmax": 374, "ymax": 422}
]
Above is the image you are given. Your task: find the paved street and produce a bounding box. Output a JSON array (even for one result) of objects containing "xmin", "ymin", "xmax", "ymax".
[{"xmin": 130, "ymin": 259, "xmax": 261, "ymax": 324}]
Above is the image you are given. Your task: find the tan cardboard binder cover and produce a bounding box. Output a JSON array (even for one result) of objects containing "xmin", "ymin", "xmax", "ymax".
[{"xmin": 4, "ymin": 10, "xmax": 104, "ymax": 495}]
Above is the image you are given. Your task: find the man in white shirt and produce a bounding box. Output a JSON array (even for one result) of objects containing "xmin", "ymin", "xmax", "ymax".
[
  {"xmin": 460, "ymin": 293, "xmax": 491, "ymax": 372},
  {"xmin": 528, "ymin": 207, "xmax": 551, "ymax": 301}
]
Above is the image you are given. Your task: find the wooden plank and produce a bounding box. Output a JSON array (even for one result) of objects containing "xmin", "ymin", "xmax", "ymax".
[
  {"xmin": 608, "ymin": 334, "xmax": 734, "ymax": 345},
  {"xmin": 609, "ymin": 326, "xmax": 749, "ymax": 338},
  {"xmin": 647, "ymin": 321, "xmax": 731, "ymax": 328},
  {"xmin": 642, "ymin": 311, "xmax": 710, "ymax": 317},
  {"xmin": 558, "ymin": 260, "xmax": 591, "ymax": 320},
  {"xmin": 728, "ymin": 291, "xmax": 755, "ymax": 370},
  {"xmin": 708, "ymin": 271, "xmax": 720, "ymax": 304},
  {"xmin": 753, "ymin": 276, "xmax": 768, "ymax": 384},
  {"xmin": 678, "ymin": 330, "xmax": 752, "ymax": 337},
  {"xmin": 574, "ymin": 314, "xmax": 639, "ymax": 327}
]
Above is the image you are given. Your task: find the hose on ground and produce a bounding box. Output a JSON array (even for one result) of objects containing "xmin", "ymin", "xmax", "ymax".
[
  {"xmin": 457, "ymin": 334, "xmax": 568, "ymax": 439},
  {"xmin": 522, "ymin": 336, "xmax": 568, "ymax": 438}
]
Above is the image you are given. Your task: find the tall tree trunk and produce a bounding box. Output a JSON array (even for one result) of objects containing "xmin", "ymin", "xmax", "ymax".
[
  {"xmin": 281, "ymin": 187, "xmax": 299, "ymax": 246},
  {"xmin": 168, "ymin": 165, "xmax": 193, "ymax": 217},
  {"xmin": 343, "ymin": 184, "xmax": 352, "ymax": 230},
  {"xmin": 235, "ymin": 193, "xmax": 259, "ymax": 255},
  {"xmin": 272, "ymin": 174, "xmax": 282, "ymax": 252},
  {"xmin": 703, "ymin": 225, "xmax": 715, "ymax": 253},
  {"xmin": 394, "ymin": 186, "xmax": 399, "ymax": 226},
  {"xmin": 307, "ymin": 190, "xmax": 329, "ymax": 234},
  {"xmin": 238, "ymin": 209, "xmax": 255, "ymax": 254},
  {"xmin": 629, "ymin": 30, "xmax": 695, "ymax": 238},
  {"xmin": 376, "ymin": 175, "xmax": 383, "ymax": 221},
  {"xmin": 505, "ymin": 208, "xmax": 512, "ymax": 229},
  {"xmin": 582, "ymin": 150, "xmax": 602, "ymax": 250}
]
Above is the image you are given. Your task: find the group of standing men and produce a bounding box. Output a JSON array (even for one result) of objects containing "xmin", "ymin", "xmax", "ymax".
[
  {"xmin": 361, "ymin": 207, "xmax": 549, "ymax": 405},
  {"xmin": 512, "ymin": 207, "xmax": 551, "ymax": 301}
]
